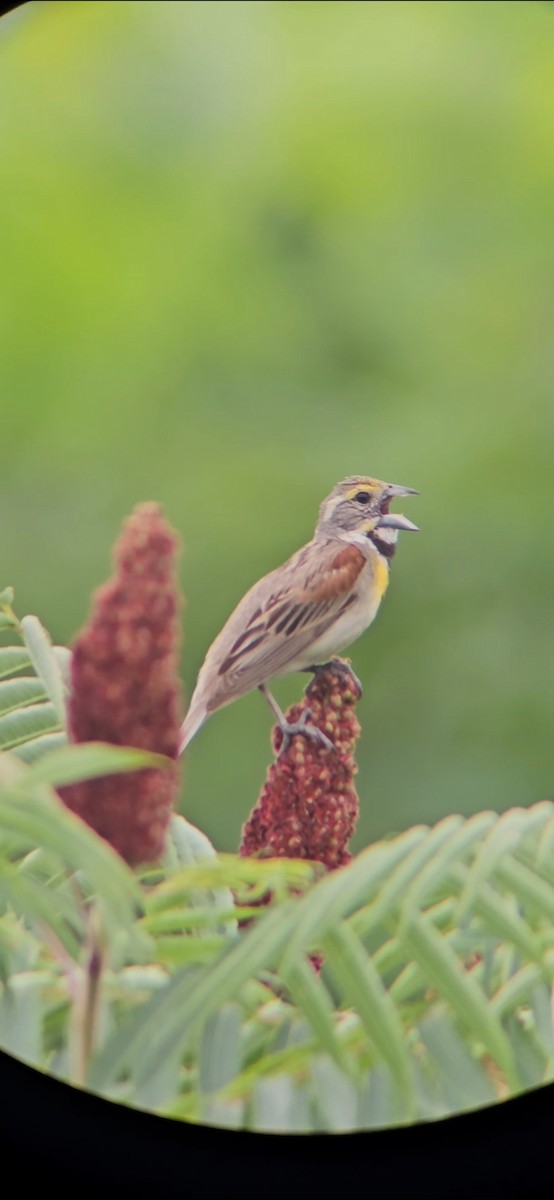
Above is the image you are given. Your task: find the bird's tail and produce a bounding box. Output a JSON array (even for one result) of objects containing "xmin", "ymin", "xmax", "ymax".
[{"xmin": 178, "ymin": 701, "xmax": 208, "ymax": 756}]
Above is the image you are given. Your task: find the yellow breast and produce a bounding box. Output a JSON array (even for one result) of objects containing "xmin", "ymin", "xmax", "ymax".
[
  {"xmin": 373, "ymin": 552, "xmax": 390, "ymax": 602},
  {"xmin": 327, "ymin": 550, "xmax": 389, "ymax": 654}
]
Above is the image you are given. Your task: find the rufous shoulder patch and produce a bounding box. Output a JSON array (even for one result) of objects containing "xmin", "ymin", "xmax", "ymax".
[
  {"xmin": 301, "ymin": 543, "xmax": 365, "ymax": 603},
  {"xmin": 331, "ymin": 544, "xmax": 366, "ymax": 574}
]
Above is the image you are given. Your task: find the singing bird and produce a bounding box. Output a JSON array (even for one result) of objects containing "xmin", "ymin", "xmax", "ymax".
[{"xmin": 179, "ymin": 475, "xmax": 418, "ymax": 755}]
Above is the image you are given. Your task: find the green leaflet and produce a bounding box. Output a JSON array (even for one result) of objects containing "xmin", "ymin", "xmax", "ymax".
[
  {"xmin": 280, "ymin": 954, "xmax": 354, "ymax": 1078},
  {"xmin": 0, "ymin": 702, "xmax": 61, "ymax": 752},
  {"xmin": 23, "ymin": 742, "xmax": 173, "ymax": 788},
  {"xmin": 0, "ymin": 776, "xmax": 142, "ymax": 935},
  {"xmin": 0, "ymin": 614, "xmax": 70, "ymax": 760},
  {"xmin": 12, "ymin": 733, "xmax": 68, "ymax": 764},
  {"xmin": 398, "ymin": 913, "xmax": 519, "ymax": 1093},
  {"xmin": 20, "ymin": 616, "xmax": 68, "ymax": 727},
  {"xmin": 322, "ymin": 923, "xmax": 414, "ymax": 1103},
  {"xmin": 0, "ymin": 648, "xmax": 33, "ymax": 680},
  {"xmin": 89, "ymin": 901, "xmax": 297, "ymax": 1090},
  {"xmin": 0, "ymin": 677, "xmax": 47, "ymax": 717}
]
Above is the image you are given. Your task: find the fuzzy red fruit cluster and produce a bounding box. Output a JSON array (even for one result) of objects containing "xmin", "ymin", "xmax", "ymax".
[
  {"xmin": 240, "ymin": 663, "xmax": 361, "ymax": 871},
  {"xmin": 58, "ymin": 503, "xmax": 183, "ymax": 865}
]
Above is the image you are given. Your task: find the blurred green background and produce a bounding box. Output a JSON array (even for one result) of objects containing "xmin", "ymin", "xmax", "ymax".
[{"xmin": 1, "ymin": 1, "xmax": 553, "ymax": 851}]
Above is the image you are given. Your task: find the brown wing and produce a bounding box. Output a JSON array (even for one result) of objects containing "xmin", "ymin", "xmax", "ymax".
[{"xmin": 198, "ymin": 540, "xmax": 365, "ymax": 712}]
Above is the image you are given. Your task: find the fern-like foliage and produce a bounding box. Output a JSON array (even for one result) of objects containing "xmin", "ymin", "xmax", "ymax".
[
  {"xmin": 1, "ymin": 593, "xmax": 554, "ymax": 1132},
  {"xmin": 0, "ymin": 588, "xmax": 69, "ymax": 761}
]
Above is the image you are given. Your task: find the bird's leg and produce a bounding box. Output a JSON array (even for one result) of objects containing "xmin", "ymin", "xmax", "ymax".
[
  {"xmin": 302, "ymin": 658, "xmax": 363, "ymax": 698},
  {"xmin": 258, "ymin": 683, "xmax": 334, "ymax": 755}
]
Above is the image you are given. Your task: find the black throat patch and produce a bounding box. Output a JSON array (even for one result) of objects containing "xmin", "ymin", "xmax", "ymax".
[{"xmin": 368, "ymin": 531, "xmax": 397, "ymax": 560}]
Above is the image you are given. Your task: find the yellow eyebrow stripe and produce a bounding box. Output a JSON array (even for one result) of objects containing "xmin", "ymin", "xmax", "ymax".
[{"xmin": 345, "ymin": 485, "xmax": 376, "ymax": 500}]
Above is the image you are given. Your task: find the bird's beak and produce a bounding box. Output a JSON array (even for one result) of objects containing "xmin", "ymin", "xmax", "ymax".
[
  {"xmin": 386, "ymin": 483, "xmax": 419, "ymax": 498},
  {"xmin": 379, "ymin": 482, "xmax": 419, "ymax": 532},
  {"xmin": 378, "ymin": 512, "xmax": 419, "ymax": 532}
]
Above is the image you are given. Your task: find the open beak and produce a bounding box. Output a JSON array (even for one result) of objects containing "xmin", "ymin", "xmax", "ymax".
[
  {"xmin": 378, "ymin": 512, "xmax": 419, "ymax": 532},
  {"xmin": 378, "ymin": 482, "xmax": 419, "ymax": 532}
]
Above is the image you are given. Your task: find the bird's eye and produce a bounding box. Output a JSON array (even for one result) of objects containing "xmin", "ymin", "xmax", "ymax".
[{"xmin": 354, "ymin": 491, "xmax": 371, "ymax": 504}]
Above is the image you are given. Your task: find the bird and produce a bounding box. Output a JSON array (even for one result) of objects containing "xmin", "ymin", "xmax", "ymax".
[{"xmin": 179, "ymin": 475, "xmax": 418, "ymax": 756}]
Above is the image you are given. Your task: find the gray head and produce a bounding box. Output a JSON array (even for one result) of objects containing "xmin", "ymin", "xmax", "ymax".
[{"xmin": 316, "ymin": 475, "xmax": 419, "ymax": 547}]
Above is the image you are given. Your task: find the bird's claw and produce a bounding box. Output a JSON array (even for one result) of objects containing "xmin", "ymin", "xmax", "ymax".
[
  {"xmin": 277, "ymin": 708, "xmax": 335, "ymax": 756},
  {"xmin": 304, "ymin": 658, "xmax": 363, "ymax": 698}
]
